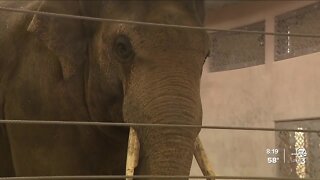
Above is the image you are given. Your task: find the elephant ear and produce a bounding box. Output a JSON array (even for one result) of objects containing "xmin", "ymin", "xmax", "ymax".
[{"xmin": 27, "ymin": 0, "xmax": 87, "ymax": 79}]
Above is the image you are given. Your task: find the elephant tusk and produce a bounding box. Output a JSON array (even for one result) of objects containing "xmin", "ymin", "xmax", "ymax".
[
  {"xmin": 126, "ymin": 127, "xmax": 140, "ymax": 180},
  {"xmin": 194, "ymin": 136, "xmax": 216, "ymax": 180}
]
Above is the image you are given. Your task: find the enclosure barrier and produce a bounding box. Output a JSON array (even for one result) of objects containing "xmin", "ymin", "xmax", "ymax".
[
  {"xmin": 0, "ymin": 120, "xmax": 319, "ymax": 133},
  {"xmin": 1, "ymin": 119, "xmax": 320, "ymax": 180},
  {"xmin": 1, "ymin": 175, "xmax": 320, "ymax": 180},
  {"xmin": 1, "ymin": 4, "xmax": 320, "ymax": 180},
  {"xmin": 0, "ymin": 6, "xmax": 319, "ymax": 38}
]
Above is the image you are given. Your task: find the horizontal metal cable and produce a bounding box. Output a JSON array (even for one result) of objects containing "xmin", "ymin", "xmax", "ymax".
[
  {"xmin": 1, "ymin": 175, "xmax": 319, "ymax": 180},
  {"xmin": 275, "ymin": 116, "xmax": 320, "ymax": 122},
  {"xmin": 211, "ymin": 0, "xmax": 319, "ymax": 1},
  {"xmin": 0, "ymin": 6, "xmax": 320, "ymax": 38},
  {"xmin": 1, "ymin": 119, "xmax": 319, "ymax": 133},
  {"xmin": 207, "ymin": 0, "xmax": 319, "ymax": 1}
]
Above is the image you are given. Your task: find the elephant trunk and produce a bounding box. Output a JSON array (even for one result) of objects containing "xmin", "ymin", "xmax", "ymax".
[
  {"xmin": 136, "ymin": 127, "xmax": 197, "ymax": 178},
  {"xmin": 123, "ymin": 70, "xmax": 202, "ymax": 179}
]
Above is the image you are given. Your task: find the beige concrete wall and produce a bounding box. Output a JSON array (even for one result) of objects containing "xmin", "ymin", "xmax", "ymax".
[{"xmin": 191, "ymin": 1, "xmax": 320, "ymax": 178}]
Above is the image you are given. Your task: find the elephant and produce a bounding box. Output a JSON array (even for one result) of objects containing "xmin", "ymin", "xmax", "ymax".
[{"xmin": 0, "ymin": 0, "xmax": 210, "ymax": 179}]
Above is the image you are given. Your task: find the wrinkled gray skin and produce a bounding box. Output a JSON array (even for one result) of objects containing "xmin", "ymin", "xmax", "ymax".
[{"xmin": 0, "ymin": 0, "xmax": 209, "ymax": 179}]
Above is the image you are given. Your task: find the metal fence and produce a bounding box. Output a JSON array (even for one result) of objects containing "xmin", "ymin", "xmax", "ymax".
[{"xmin": 1, "ymin": 2, "xmax": 320, "ymax": 180}]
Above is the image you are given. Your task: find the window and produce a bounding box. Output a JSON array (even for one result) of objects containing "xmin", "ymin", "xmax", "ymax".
[
  {"xmin": 275, "ymin": 119, "xmax": 320, "ymax": 178},
  {"xmin": 275, "ymin": 2, "xmax": 320, "ymax": 61},
  {"xmin": 207, "ymin": 21, "xmax": 265, "ymax": 72}
]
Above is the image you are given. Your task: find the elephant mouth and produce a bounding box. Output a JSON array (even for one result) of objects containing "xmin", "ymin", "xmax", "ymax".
[{"xmin": 125, "ymin": 127, "xmax": 216, "ymax": 180}]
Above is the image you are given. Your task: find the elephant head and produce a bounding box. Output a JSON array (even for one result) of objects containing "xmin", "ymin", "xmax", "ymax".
[{"xmin": 27, "ymin": 0, "xmax": 209, "ymax": 178}]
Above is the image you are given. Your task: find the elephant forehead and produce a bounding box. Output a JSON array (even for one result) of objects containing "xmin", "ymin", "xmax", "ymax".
[
  {"xmin": 146, "ymin": 2, "xmax": 201, "ymax": 26},
  {"xmin": 102, "ymin": 0, "xmax": 202, "ymax": 27},
  {"xmin": 99, "ymin": 1, "xmax": 208, "ymax": 56},
  {"xmin": 100, "ymin": 23, "xmax": 207, "ymax": 57},
  {"xmin": 131, "ymin": 27, "xmax": 207, "ymax": 55},
  {"xmin": 137, "ymin": 1, "xmax": 207, "ymax": 52}
]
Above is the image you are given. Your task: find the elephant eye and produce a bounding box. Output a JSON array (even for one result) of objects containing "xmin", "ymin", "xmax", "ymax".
[{"xmin": 114, "ymin": 35, "xmax": 134, "ymax": 62}]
